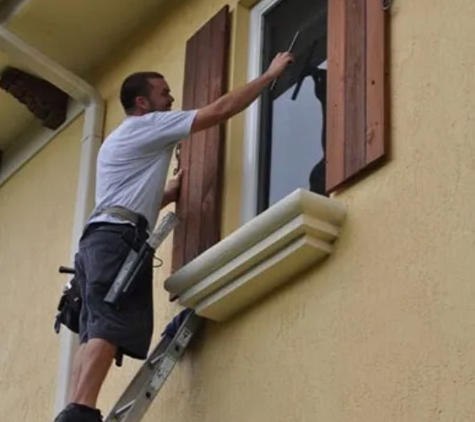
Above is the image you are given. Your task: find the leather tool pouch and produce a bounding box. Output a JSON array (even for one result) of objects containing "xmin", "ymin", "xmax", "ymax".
[{"xmin": 54, "ymin": 273, "xmax": 81, "ymax": 334}]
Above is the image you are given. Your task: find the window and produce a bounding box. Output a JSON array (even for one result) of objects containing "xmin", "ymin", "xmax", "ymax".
[
  {"xmin": 245, "ymin": 0, "xmax": 328, "ymax": 219},
  {"xmin": 260, "ymin": 0, "xmax": 328, "ymax": 213},
  {"xmin": 244, "ymin": 0, "xmax": 388, "ymax": 223}
]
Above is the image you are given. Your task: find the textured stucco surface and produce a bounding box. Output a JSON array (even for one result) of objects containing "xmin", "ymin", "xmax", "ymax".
[
  {"xmin": 0, "ymin": 116, "xmax": 83, "ymax": 421},
  {"xmin": 138, "ymin": 1, "xmax": 475, "ymax": 421},
  {"xmin": 2, "ymin": 0, "xmax": 475, "ymax": 421}
]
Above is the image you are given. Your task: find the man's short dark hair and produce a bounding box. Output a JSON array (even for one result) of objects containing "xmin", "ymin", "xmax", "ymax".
[{"xmin": 120, "ymin": 72, "xmax": 164, "ymax": 113}]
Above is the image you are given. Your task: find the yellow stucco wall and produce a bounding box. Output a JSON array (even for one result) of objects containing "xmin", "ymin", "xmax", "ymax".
[
  {"xmin": 0, "ymin": 116, "xmax": 83, "ymax": 420},
  {"xmin": 2, "ymin": 0, "xmax": 475, "ymax": 421},
  {"xmin": 111, "ymin": 1, "xmax": 474, "ymax": 421}
]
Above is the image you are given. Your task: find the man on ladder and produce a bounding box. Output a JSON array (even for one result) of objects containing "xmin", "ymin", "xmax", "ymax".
[{"xmin": 53, "ymin": 51, "xmax": 294, "ymax": 422}]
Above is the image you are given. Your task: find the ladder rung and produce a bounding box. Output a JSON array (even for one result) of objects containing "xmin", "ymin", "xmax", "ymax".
[
  {"xmin": 149, "ymin": 353, "xmax": 165, "ymax": 367},
  {"xmin": 149, "ymin": 355, "xmax": 175, "ymax": 391},
  {"xmin": 113, "ymin": 400, "xmax": 136, "ymax": 418}
]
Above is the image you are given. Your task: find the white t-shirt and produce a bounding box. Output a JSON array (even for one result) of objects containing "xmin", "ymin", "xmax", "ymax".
[{"xmin": 88, "ymin": 110, "xmax": 197, "ymax": 229}]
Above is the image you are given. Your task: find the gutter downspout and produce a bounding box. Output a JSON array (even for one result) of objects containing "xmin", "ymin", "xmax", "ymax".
[{"xmin": 0, "ymin": 25, "xmax": 105, "ymax": 414}]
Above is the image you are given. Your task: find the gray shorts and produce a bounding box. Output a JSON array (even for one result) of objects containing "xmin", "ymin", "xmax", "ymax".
[{"xmin": 75, "ymin": 222, "xmax": 154, "ymax": 360}]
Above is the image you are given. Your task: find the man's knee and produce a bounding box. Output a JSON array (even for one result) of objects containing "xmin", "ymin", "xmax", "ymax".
[{"xmin": 84, "ymin": 338, "xmax": 117, "ymax": 360}]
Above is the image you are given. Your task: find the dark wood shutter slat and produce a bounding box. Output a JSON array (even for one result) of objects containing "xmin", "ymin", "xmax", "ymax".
[
  {"xmin": 184, "ymin": 22, "xmax": 212, "ymax": 264},
  {"xmin": 200, "ymin": 8, "xmax": 230, "ymax": 253},
  {"xmin": 172, "ymin": 6, "xmax": 230, "ymax": 275},
  {"xmin": 326, "ymin": 0, "xmax": 346, "ymax": 191},
  {"xmin": 366, "ymin": 0, "xmax": 387, "ymax": 164},
  {"xmin": 344, "ymin": 0, "xmax": 366, "ymax": 177},
  {"xmin": 326, "ymin": 0, "xmax": 388, "ymax": 193},
  {"xmin": 172, "ymin": 35, "xmax": 197, "ymax": 272}
]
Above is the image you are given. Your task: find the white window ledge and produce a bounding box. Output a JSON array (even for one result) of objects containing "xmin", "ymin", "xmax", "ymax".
[{"xmin": 164, "ymin": 188, "xmax": 347, "ymax": 322}]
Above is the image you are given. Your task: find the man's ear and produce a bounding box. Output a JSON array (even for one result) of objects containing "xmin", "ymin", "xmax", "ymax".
[{"xmin": 135, "ymin": 96, "xmax": 149, "ymax": 110}]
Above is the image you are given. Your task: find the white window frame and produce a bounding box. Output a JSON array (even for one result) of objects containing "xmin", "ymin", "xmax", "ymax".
[{"xmin": 242, "ymin": 0, "xmax": 283, "ymax": 225}]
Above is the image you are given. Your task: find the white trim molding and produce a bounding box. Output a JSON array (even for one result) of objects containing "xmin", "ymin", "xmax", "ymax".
[
  {"xmin": 165, "ymin": 188, "xmax": 346, "ymax": 322},
  {"xmin": 242, "ymin": 0, "xmax": 284, "ymax": 224}
]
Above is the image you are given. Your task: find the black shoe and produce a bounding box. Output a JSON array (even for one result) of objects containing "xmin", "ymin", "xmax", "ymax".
[{"xmin": 53, "ymin": 403, "xmax": 103, "ymax": 422}]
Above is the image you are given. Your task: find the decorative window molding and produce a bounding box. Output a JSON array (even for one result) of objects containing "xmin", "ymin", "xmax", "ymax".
[{"xmin": 165, "ymin": 188, "xmax": 346, "ymax": 321}]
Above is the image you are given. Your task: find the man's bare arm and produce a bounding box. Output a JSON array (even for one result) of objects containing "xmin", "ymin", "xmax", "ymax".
[
  {"xmin": 191, "ymin": 52, "xmax": 294, "ymax": 134},
  {"xmin": 161, "ymin": 169, "xmax": 183, "ymax": 209}
]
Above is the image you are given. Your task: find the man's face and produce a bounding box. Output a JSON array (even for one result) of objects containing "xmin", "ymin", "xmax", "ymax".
[{"xmin": 137, "ymin": 77, "xmax": 174, "ymax": 113}]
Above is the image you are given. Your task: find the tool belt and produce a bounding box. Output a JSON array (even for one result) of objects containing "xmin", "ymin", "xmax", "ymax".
[
  {"xmin": 54, "ymin": 206, "xmax": 148, "ymax": 336},
  {"xmin": 93, "ymin": 206, "xmax": 149, "ymax": 233},
  {"xmin": 54, "ymin": 267, "xmax": 81, "ymax": 334}
]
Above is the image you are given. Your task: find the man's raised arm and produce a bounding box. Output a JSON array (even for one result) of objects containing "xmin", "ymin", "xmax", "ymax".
[{"xmin": 190, "ymin": 52, "xmax": 294, "ymax": 134}]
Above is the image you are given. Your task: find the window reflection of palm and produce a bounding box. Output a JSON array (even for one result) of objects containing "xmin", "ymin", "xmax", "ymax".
[
  {"xmin": 308, "ymin": 66, "xmax": 326, "ymax": 195},
  {"xmin": 292, "ymin": 38, "xmax": 327, "ymax": 195},
  {"xmin": 293, "ymin": 63, "xmax": 326, "ymax": 195}
]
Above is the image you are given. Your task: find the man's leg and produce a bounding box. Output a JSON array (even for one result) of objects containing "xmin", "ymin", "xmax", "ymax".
[
  {"xmin": 70, "ymin": 339, "xmax": 117, "ymax": 408},
  {"xmin": 68, "ymin": 344, "xmax": 87, "ymax": 402}
]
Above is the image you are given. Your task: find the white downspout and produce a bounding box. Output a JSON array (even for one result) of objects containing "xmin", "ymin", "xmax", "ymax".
[{"xmin": 0, "ymin": 26, "xmax": 105, "ymax": 414}]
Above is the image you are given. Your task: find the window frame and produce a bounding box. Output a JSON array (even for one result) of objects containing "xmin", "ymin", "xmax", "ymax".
[
  {"xmin": 242, "ymin": 0, "xmax": 284, "ymax": 225},
  {"xmin": 243, "ymin": 0, "xmax": 327, "ymax": 224}
]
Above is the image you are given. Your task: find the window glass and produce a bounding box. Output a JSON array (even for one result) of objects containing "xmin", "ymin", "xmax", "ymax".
[
  {"xmin": 257, "ymin": 0, "xmax": 328, "ymax": 212},
  {"xmin": 269, "ymin": 76, "xmax": 324, "ymax": 207}
]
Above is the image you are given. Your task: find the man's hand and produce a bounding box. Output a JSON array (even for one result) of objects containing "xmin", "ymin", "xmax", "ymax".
[
  {"xmin": 264, "ymin": 52, "xmax": 295, "ymax": 80},
  {"xmin": 161, "ymin": 169, "xmax": 183, "ymax": 209},
  {"xmin": 167, "ymin": 169, "xmax": 183, "ymax": 200}
]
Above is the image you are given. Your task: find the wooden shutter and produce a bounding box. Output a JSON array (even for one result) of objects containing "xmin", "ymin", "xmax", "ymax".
[
  {"xmin": 326, "ymin": 0, "xmax": 388, "ymax": 193},
  {"xmin": 172, "ymin": 6, "xmax": 231, "ymax": 274}
]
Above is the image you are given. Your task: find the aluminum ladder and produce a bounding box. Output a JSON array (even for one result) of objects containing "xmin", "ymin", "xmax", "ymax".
[{"xmin": 104, "ymin": 310, "xmax": 203, "ymax": 421}]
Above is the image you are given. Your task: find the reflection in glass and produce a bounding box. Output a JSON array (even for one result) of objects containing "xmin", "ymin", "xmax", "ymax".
[
  {"xmin": 269, "ymin": 76, "xmax": 324, "ymax": 207},
  {"xmin": 256, "ymin": 0, "xmax": 328, "ymax": 212}
]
